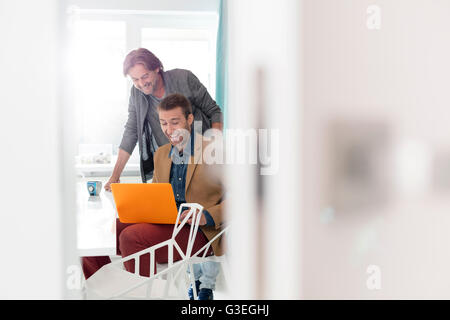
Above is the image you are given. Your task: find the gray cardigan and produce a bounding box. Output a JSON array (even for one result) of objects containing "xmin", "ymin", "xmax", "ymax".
[{"xmin": 119, "ymin": 68, "xmax": 223, "ymax": 182}]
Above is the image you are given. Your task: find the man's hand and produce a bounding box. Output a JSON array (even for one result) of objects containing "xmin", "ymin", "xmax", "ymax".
[
  {"xmin": 211, "ymin": 122, "xmax": 223, "ymax": 131},
  {"xmin": 179, "ymin": 208, "xmax": 206, "ymax": 226},
  {"xmin": 104, "ymin": 176, "xmax": 120, "ymax": 192}
]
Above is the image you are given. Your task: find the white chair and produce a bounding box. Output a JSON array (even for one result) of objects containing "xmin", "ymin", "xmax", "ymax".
[{"xmin": 84, "ymin": 203, "xmax": 229, "ymax": 300}]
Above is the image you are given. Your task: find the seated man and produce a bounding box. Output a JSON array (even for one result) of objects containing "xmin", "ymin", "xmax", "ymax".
[{"xmin": 82, "ymin": 93, "xmax": 226, "ymax": 300}]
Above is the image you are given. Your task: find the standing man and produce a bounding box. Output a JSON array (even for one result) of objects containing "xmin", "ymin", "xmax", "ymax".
[{"xmin": 105, "ymin": 48, "xmax": 223, "ymax": 190}]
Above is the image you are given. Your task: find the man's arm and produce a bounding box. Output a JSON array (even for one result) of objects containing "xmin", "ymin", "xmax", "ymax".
[
  {"xmin": 180, "ymin": 199, "xmax": 225, "ymax": 228},
  {"xmin": 106, "ymin": 90, "xmax": 139, "ymax": 191},
  {"xmin": 203, "ymin": 199, "xmax": 225, "ymax": 229},
  {"xmin": 104, "ymin": 148, "xmax": 131, "ymax": 191},
  {"xmin": 119, "ymin": 90, "xmax": 139, "ymax": 154},
  {"xmin": 211, "ymin": 122, "xmax": 223, "ymax": 131},
  {"xmin": 186, "ymin": 71, "xmax": 224, "ymax": 130}
]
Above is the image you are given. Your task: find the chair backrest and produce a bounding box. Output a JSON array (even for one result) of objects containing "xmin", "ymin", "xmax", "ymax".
[{"xmin": 172, "ymin": 203, "xmax": 204, "ymax": 259}]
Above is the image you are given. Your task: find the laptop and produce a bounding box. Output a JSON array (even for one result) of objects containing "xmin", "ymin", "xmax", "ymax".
[{"xmin": 111, "ymin": 183, "xmax": 178, "ymax": 224}]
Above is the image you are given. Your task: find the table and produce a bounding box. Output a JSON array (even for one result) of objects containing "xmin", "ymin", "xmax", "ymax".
[{"xmin": 76, "ymin": 181, "xmax": 117, "ymax": 257}]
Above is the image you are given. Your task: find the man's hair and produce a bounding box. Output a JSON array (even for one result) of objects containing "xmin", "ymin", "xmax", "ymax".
[
  {"xmin": 123, "ymin": 48, "xmax": 164, "ymax": 76},
  {"xmin": 158, "ymin": 93, "xmax": 192, "ymax": 119}
]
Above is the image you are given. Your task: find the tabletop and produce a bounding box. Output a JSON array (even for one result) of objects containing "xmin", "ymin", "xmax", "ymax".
[{"xmin": 76, "ymin": 181, "xmax": 117, "ymax": 257}]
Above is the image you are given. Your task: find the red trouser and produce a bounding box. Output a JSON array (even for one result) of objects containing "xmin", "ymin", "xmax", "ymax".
[{"xmin": 82, "ymin": 219, "xmax": 212, "ymax": 279}]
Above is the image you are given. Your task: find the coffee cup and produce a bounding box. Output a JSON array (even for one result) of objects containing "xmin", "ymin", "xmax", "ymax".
[{"xmin": 87, "ymin": 181, "xmax": 102, "ymax": 196}]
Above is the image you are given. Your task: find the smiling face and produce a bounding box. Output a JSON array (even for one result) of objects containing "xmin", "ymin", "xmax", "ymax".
[
  {"xmin": 128, "ymin": 63, "xmax": 161, "ymax": 96},
  {"xmin": 158, "ymin": 106, "xmax": 194, "ymax": 148}
]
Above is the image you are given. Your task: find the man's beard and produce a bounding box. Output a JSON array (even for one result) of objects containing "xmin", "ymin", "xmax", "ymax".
[
  {"xmin": 169, "ymin": 126, "xmax": 191, "ymax": 150},
  {"xmin": 140, "ymin": 81, "xmax": 154, "ymax": 93}
]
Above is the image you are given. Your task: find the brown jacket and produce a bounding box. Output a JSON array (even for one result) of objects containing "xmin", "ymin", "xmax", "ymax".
[{"xmin": 152, "ymin": 134, "xmax": 226, "ymax": 256}]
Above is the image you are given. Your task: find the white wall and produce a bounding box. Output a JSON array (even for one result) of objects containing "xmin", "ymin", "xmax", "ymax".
[
  {"xmin": 227, "ymin": 0, "xmax": 450, "ymax": 300},
  {"xmin": 226, "ymin": 0, "xmax": 303, "ymax": 299},
  {"xmin": 302, "ymin": 0, "xmax": 450, "ymax": 298},
  {"xmin": 0, "ymin": 0, "xmax": 79, "ymax": 298}
]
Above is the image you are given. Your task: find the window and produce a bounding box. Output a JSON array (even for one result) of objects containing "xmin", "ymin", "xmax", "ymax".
[
  {"xmin": 141, "ymin": 27, "xmax": 216, "ymax": 97},
  {"xmin": 71, "ymin": 20, "xmax": 128, "ymax": 174}
]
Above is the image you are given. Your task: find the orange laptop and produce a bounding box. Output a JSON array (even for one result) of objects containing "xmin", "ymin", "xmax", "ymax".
[{"xmin": 111, "ymin": 183, "xmax": 178, "ymax": 224}]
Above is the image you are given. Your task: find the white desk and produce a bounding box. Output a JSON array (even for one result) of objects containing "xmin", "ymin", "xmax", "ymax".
[
  {"xmin": 76, "ymin": 182, "xmax": 117, "ymax": 257},
  {"xmin": 75, "ymin": 163, "xmax": 140, "ymax": 177}
]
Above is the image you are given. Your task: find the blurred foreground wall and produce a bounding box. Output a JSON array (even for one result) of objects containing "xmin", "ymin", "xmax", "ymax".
[{"xmin": 302, "ymin": 0, "xmax": 450, "ymax": 299}]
